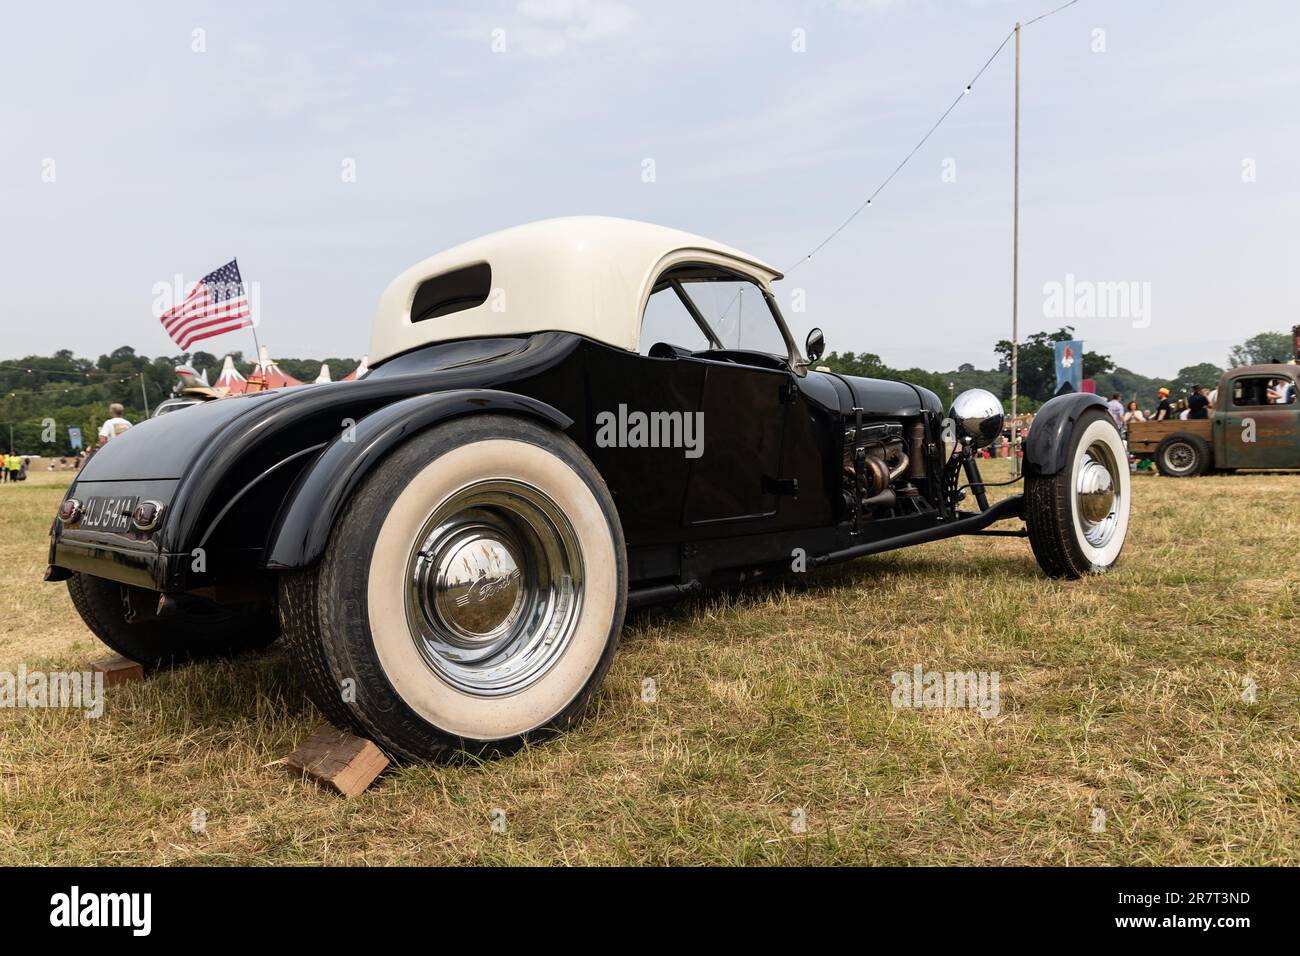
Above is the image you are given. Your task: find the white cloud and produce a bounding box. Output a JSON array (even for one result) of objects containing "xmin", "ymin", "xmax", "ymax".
[{"xmin": 513, "ymin": 0, "xmax": 638, "ymax": 56}]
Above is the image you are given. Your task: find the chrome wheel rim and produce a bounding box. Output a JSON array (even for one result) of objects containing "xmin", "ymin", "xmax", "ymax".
[
  {"xmin": 1165, "ymin": 442, "xmax": 1195, "ymax": 472},
  {"xmin": 404, "ymin": 479, "xmax": 583, "ymax": 697},
  {"xmin": 1077, "ymin": 440, "xmax": 1121, "ymax": 548}
]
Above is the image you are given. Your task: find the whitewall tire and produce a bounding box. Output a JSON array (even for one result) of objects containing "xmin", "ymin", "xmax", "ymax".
[
  {"xmin": 279, "ymin": 414, "xmax": 627, "ymax": 760},
  {"xmin": 1026, "ymin": 411, "xmax": 1131, "ymax": 578}
]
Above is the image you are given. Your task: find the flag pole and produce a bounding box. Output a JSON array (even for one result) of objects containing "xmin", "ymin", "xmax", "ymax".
[
  {"xmin": 1009, "ymin": 21, "xmax": 1021, "ymax": 478},
  {"xmin": 249, "ymin": 324, "xmax": 264, "ymax": 391},
  {"xmin": 238, "ymin": 257, "xmax": 265, "ymax": 391}
]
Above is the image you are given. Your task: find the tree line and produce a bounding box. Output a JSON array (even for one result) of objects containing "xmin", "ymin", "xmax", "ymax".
[
  {"xmin": 1, "ymin": 331, "xmax": 1291, "ymax": 454},
  {"xmin": 822, "ymin": 328, "xmax": 1292, "ymax": 414},
  {"xmin": 0, "ymin": 347, "xmax": 357, "ymax": 455}
]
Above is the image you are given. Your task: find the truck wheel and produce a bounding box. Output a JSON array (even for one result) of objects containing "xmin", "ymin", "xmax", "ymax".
[
  {"xmin": 1154, "ymin": 433, "xmax": 1211, "ymax": 477},
  {"xmin": 1025, "ymin": 410, "xmax": 1130, "ymax": 579},
  {"xmin": 67, "ymin": 573, "xmax": 279, "ymax": 669},
  {"xmin": 279, "ymin": 414, "xmax": 627, "ymax": 761}
]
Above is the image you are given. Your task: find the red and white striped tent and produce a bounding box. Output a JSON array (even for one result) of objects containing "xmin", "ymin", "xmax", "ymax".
[
  {"xmin": 342, "ymin": 355, "xmax": 369, "ymax": 382},
  {"xmin": 244, "ymin": 345, "xmax": 304, "ymax": 392},
  {"xmin": 314, "ymin": 363, "xmax": 332, "ymax": 384},
  {"xmin": 213, "ymin": 355, "xmax": 248, "ymax": 395}
]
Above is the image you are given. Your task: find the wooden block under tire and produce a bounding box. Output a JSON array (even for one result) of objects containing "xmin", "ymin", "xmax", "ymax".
[
  {"xmin": 90, "ymin": 655, "xmax": 145, "ymax": 686},
  {"xmin": 283, "ymin": 725, "xmax": 389, "ymax": 798}
]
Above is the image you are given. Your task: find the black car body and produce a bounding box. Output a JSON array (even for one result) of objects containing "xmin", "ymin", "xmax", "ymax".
[{"xmin": 48, "ymin": 218, "xmax": 1130, "ymax": 758}]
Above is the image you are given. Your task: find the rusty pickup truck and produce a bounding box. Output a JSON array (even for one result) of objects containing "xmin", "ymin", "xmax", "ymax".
[{"xmin": 1128, "ymin": 364, "xmax": 1300, "ymax": 476}]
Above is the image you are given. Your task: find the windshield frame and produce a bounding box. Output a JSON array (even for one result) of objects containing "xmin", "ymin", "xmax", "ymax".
[{"xmin": 645, "ymin": 264, "xmax": 802, "ymax": 371}]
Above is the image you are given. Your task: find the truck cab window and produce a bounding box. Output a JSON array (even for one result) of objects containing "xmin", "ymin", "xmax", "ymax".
[{"xmin": 1233, "ymin": 376, "xmax": 1297, "ymax": 407}]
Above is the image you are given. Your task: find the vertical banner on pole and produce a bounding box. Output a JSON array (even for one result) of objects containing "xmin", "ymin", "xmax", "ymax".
[{"xmin": 1054, "ymin": 340, "xmax": 1084, "ymax": 395}]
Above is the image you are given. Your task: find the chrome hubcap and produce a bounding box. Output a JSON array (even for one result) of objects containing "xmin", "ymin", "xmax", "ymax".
[
  {"xmin": 406, "ymin": 479, "xmax": 583, "ymax": 697},
  {"xmin": 1076, "ymin": 441, "xmax": 1121, "ymax": 548},
  {"xmin": 429, "ymin": 528, "xmax": 524, "ymax": 644}
]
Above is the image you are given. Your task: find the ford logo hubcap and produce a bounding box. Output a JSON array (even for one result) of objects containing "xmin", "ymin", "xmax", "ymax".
[{"xmin": 430, "ymin": 530, "xmax": 524, "ymax": 644}]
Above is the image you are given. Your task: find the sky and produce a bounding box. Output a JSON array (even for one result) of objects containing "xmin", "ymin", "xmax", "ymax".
[{"xmin": 1, "ymin": 0, "xmax": 1296, "ymax": 378}]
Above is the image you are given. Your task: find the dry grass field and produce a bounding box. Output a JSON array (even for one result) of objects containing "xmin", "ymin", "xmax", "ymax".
[{"xmin": 1, "ymin": 463, "xmax": 1297, "ymax": 865}]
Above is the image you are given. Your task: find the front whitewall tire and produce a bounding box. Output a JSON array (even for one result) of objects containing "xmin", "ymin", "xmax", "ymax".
[
  {"xmin": 1066, "ymin": 418, "xmax": 1131, "ymax": 570},
  {"xmin": 1026, "ymin": 410, "xmax": 1130, "ymax": 578}
]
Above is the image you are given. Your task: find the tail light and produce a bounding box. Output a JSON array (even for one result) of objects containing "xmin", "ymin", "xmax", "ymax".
[
  {"xmin": 58, "ymin": 499, "xmax": 83, "ymax": 526},
  {"xmin": 131, "ymin": 500, "xmax": 166, "ymax": 532}
]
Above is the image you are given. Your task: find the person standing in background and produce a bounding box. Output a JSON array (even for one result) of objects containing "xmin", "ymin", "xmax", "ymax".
[
  {"xmin": 1106, "ymin": 393, "xmax": 1125, "ymax": 430},
  {"xmin": 97, "ymin": 403, "xmax": 133, "ymax": 446},
  {"xmin": 1155, "ymin": 387, "xmax": 1173, "ymax": 421},
  {"xmin": 1267, "ymin": 377, "xmax": 1296, "ymax": 404},
  {"xmin": 1188, "ymin": 385, "xmax": 1211, "ymax": 420}
]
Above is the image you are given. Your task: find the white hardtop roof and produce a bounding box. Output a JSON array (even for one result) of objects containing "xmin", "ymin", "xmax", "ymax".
[{"xmin": 367, "ymin": 216, "xmax": 783, "ymax": 365}]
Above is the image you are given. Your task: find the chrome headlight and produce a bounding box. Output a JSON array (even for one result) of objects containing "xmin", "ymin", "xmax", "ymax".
[{"xmin": 948, "ymin": 388, "xmax": 1005, "ymax": 449}]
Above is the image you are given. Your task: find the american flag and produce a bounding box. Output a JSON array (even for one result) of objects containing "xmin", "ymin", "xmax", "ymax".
[{"xmin": 159, "ymin": 259, "xmax": 252, "ymax": 350}]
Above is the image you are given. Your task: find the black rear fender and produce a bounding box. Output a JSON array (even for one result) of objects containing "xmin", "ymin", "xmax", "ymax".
[{"xmin": 263, "ymin": 389, "xmax": 572, "ymax": 570}]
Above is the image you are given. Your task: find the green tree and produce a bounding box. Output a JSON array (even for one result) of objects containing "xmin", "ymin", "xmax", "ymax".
[
  {"xmin": 1093, "ymin": 367, "xmax": 1166, "ymax": 405},
  {"xmin": 820, "ymin": 351, "xmax": 947, "ymax": 396},
  {"xmin": 942, "ymin": 364, "xmax": 1008, "ymax": 397},
  {"xmin": 821, "ymin": 351, "xmax": 889, "ymax": 378},
  {"xmin": 187, "ymin": 350, "xmax": 221, "ymax": 381},
  {"xmin": 1227, "ymin": 330, "xmax": 1294, "ymax": 367},
  {"xmin": 992, "ymin": 327, "xmax": 1115, "ymax": 402},
  {"xmin": 1174, "ymin": 362, "xmax": 1223, "ymax": 396}
]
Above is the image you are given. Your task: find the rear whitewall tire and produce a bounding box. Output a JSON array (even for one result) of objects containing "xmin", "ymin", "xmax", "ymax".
[
  {"xmin": 279, "ymin": 414, "xmax": 627, "ymax": 761},
  {"xmin": 367, "ymin": 437, "xmax": 620, "ymax": 742}
]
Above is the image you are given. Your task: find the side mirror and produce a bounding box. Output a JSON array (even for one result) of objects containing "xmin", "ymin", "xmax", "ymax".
[{"xmin": 805, "ymin": 328, "xmax": 825, "ymax": 364}]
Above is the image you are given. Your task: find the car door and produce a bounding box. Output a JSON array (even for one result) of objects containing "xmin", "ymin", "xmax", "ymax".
[
  {"xmin": 1220, "ymin": 372, "xmax": 1300, "ymax": 468},
  {"xmin": 682, "ymin": 356, "xmax": 790, "ymax": 525},
  {"xmin": 633, "ymin": 269, "xmax": 793, "ymax": 529},
  {"xmin": 582, "ymin": 342, "xmax": 705, "ymax": 546}
]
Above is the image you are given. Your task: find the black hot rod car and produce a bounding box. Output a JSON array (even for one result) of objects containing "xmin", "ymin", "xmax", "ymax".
[{"xmin": 47, "ymin": 218, "xmax": 1130, "ymax": 759}]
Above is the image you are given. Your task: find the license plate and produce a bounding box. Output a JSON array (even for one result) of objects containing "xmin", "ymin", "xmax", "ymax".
[{"xmin": 80, "ymin": 496, "xmax": 138, "ymax": 533}]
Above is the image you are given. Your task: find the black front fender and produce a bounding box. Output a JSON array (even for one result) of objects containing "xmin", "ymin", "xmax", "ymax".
[
  {"xmin": 262, "ymin": 389, "xmax": 572, "ymax": 570},
  {"xmin": 1023, "ymin": 392, "xmax": 1110, "ymax": 476}
]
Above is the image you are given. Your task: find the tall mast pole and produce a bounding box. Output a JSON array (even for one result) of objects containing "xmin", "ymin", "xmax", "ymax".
[{"xmin": 1010, "ymin": 21, "xmax": 1021, "ymax": 476}]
